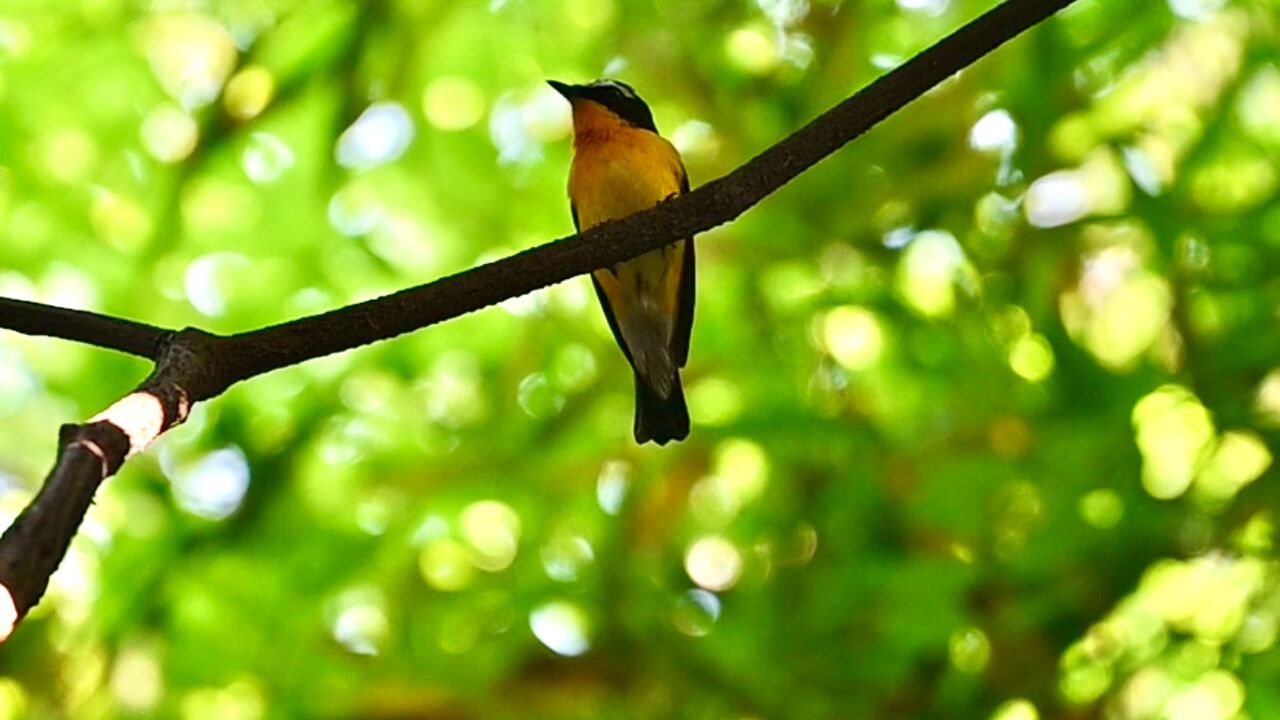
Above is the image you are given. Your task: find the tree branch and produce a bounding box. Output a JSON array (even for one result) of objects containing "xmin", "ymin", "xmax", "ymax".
[
  {"xmin": 0, "ymin": 297, "xmax": 169, "ymax": 359},
  {"xmin": 0, "ymin": 0, "xmax": 1080, "ymax": 641},
  {"xmin": 215, "ymin": 0, "xmax": 1080, "ymax": 384}
]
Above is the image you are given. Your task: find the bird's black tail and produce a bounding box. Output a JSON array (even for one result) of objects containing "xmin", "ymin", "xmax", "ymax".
[{"xmin": 633, "ymin": 371, "xmax": 689, "ymax": 445}]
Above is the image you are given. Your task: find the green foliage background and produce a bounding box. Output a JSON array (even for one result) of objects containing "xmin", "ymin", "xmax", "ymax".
[{"xmin": 2, "ymin": 0, "xmax": 1280, "ymax": 717}]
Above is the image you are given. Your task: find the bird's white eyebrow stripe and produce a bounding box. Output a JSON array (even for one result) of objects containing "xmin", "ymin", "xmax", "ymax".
[{"xmin": 590, "ymin": 80, "xmax": 636, "ymax": 98}]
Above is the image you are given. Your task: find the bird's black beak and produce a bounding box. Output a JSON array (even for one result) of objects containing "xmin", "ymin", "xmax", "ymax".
[{"xmin": 547, "ymin": 80, "xmax": 576, "ymax": 100}]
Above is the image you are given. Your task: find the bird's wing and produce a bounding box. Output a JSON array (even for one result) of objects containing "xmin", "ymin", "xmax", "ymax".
[
  {"xmin": 574, "ymin": 199, "xmax": 636, "ymax": 367},
  {"xmin": 673, "ymin": 168, "xmax": 695, "ymax": 367}
]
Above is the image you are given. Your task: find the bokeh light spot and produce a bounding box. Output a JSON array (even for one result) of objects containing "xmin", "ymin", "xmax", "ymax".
[
  {"xmin": 897, "ymin": 0, "xmax": 951, "ymax": 15},
  {"xmin": 1255, "ymin": 369, "xmax": 1280, "ymax": 426},
  {"xmin": 1132, "ymin": 386, "xmax": 1215, "ymax": 500},
  {"xmin": 551, "ymin": 343, "xmax": 597, "ymax": 392},
  {"xmin": 1238, "ymin": 65, "xmax": 1280, "ymax": 148},
  {"xmin": 529, "ymin": 601, "xmax": 591, "ymax": 657},
  {"xmin": 224, "ymin": 65, "xmax": 275, "ymax": 120},
  {"xmin": 565, "ymin": 0, "xmax": 616, "ymax": 31},
  {"xmin": 1165, "ymin": 675, "xmax": 1234, "ymax": 720},
  {"xmin": 460, "ymin": 499, "xmax": 521, "ymax": 572},
  {"xmin": 1195, "ymin": 430, "xmax": 1271, "ymax": 503},
  {"xmin": 685, "ymin": 536, "xmax": 743, "ymax": 592},
  {"xmin": 689, "ymin": 376, "xmax": 744, "ymax": 426},
  {"xmin": 1061, "ymin": 243, "xmax": 1172, "ymax": 370},
  {"xmin": 336, "ymin": 102, "xmax": 415, "ymax": 170},
  {"xmin": 184, "ymin": 252, "xmax": 252, "ymax": 317},
  {"xmin": 1236, "ymin": 610, "xmax": 1278, "ymax": 653},
  {"xmin": 541, "ymin": 531, "xmax": 594, "ymax": 582},
  {"xmin": 328, "ymin": 588, "xmax": 389, "ymax": 656},
  {"xmin": 822, "ymin": 306, "xmax": 885, "ymax": 370},
  {"xmin": 0, "ymin": 18, "xmax": 33, "ymax": 59},
  {"xmin": 1009, "ymin": 334, "xmax": 1054, "ymax": 382},
  {"xmin": 1189, "ymin": 147, "xmax": 1277, "ymax": 214},
  {"xmin": 693, "ymin": 440, "xmax": 770, "ymax": 526},
  {"xmin": 142, "ymin": 12, "xmax": 236, "ymax": 109},
  {"xmin": 1059, "ymin": 663, "xmax": 1111, "ymax": 705},
  {"xmin": 35, "ymin": 127, "xmax": 97, "ymax": 184},
  {"xmin": 1118, "ymin": 667, "xmax": 1174, "ymax": 718},
  {"xmin": 596, "ymin": 460, "xmax": 630, "ymax": 515},
  {"xmin": 328, "ymin": 181, "xmax": 385, "ymax": 237},
  {"xmin": 1025, "ymin": 171, "xmax": 1088, "ymax": 228},
  {"xmin": 726, "ymin": 25, "xmax": 780, "ymax": 75},
  {"xmin": 896, "ymin": 230, "xmax": 969, "ymax": 318},
  {"xmin": 672, "ymin": 119, "xmax": 718, "ymax": 158},
  {"xmin": 949, "ymin": 627, "xmax": 991, "ymax": 674},
  {"xmin": 180, "ymin": 680, "xmax": 265, "ymax": 720},
  {"xmin": 715, "ymin": 439, "xmax": 769, "ymax": 505},
  {"xmin": 242, "ymin": 132, "xmax": 295, "ymax": 184},
  {"xmin": 490, "ymin": 89, "xmax": 565, "ymax": 166},
  {"xmin": 673, "ymin": 589, "xmax": 721, "ymax": 637},
  {"xmin": 419, "ymin": 538, "xmax": 475, "ymax": 592},
  {"xmin": 990, "ymin": 699, "xmax": 1038, "ymax": 720},
  {"xmin": 91, "ymin": 190, "xmax": 153, "ymax": 252},
  {"xmin": 517, "ymin": 372, "xmax": 565, "ymax": 418},
  {"xmin": 421, "ymin": 352, "xmax": 486, "ymax": 428},
  {"xmin": 171, "ymin": 447, "xmax": 251, "ymax": 521},
  {"xmin": 1167, "ymin": 0, "xmax": 1229, "ymax": 21},
  {"xmin": 970, "ymin": 109, "xmax": 1018, "ymax": 153},
  {"xmin": 183, "ymin": 178, "xmax": 261, "ymax": 234},
  {"xmin": 1236, "ymin": 512, "xmax": 1274, "ymax": 556},
  {"xmin": 422, "ymin": 76, "xmax": 486, "ymax": 131},
  {"xmin": 1079, "ymin": 489, "xmax": 1124, "ymax": 529},
  {"xmin": 1026, "ymin": 151, "xmax": 1130, "ymax": 228},
  {"xmin": 142, "ymin": 105, "xmax": 199, "ymax": 163}
]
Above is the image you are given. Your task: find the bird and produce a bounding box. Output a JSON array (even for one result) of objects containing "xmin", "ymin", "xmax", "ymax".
[{"xmin": 548, "ymin": 79, "xmax": 695, "ymax": 445}]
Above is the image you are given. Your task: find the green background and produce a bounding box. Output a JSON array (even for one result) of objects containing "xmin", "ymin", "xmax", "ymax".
[{"xmin": 1, "ymin": 0, "xmax": 1279, "ymax": 718}]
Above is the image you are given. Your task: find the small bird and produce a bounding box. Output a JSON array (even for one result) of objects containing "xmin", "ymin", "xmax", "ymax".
[{"xmin": 548, "ymin": 79, "xmax": 695, "ymax": 445}]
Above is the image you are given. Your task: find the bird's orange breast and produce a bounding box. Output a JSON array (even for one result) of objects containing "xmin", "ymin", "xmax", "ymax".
[{"xmin": 567, "ymin": 106, "xmax": 685, "ymax": 231}]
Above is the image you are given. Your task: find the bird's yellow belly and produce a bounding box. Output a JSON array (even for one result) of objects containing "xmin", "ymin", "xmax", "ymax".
[{"xmin": 571, "ymin": 149, "xmax": 681, "ymax": 231}]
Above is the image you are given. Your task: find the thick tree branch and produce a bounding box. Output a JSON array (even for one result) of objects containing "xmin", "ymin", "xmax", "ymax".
[
  {"xmin": 0, "ymin": 422, "xmax": 131, "ymax": 634},
  {"xmin": 0, "ymin": 0, "xmax": 1080, "ymax": 641}
]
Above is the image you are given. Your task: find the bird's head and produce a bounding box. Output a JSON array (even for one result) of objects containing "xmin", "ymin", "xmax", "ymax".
[{"xmin": 548, "ymin": 79, "xmax": 658, "ymax": 134}]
